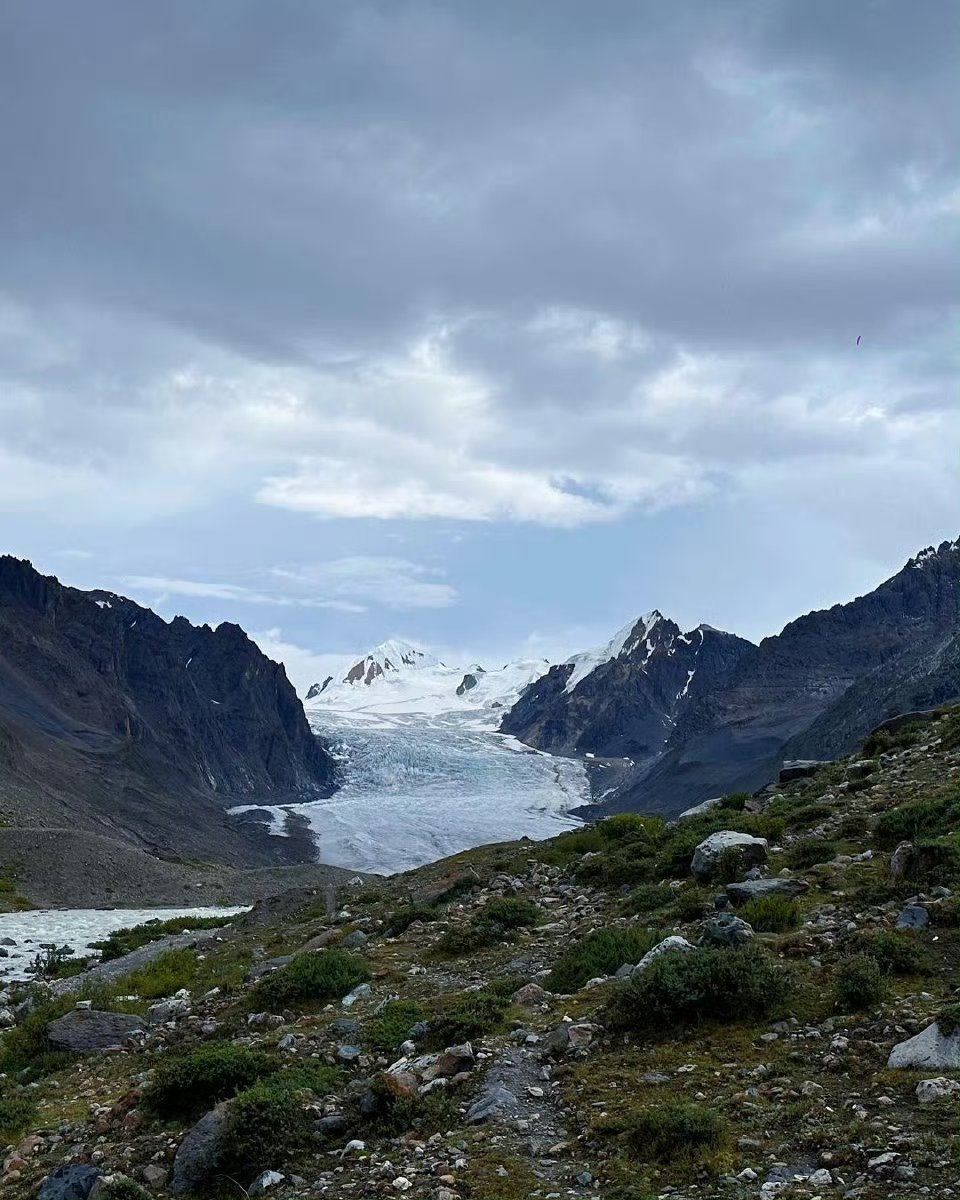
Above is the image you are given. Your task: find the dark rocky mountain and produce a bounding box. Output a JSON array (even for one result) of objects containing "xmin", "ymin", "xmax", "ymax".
[
  {"xmin": 501, "ymin": 612, "xmax": 754, "ymax": 776},
  {"xmin": 503, "ymin": 539, "xmax": 960, "ymax": 817},
  {"xmin": 0, "ymin": 556, "xmax": 338, "ymax": 866}
]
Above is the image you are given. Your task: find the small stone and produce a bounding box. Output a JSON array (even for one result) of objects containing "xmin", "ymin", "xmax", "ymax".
[
  {"xmin": 342, "ymin": 983, "xmax": 372, "ymax": 1007},
  {"xmin": 392, "ymin": 1177, "xmax": 412, "ymax": 1192},
  {"xmin": 916, "ymin": 1076, "xmax": 960, "ymax": 1104},
  {"xmin": 249, "ymin": 1171, "xmax": 285, "ymax": 1196}
]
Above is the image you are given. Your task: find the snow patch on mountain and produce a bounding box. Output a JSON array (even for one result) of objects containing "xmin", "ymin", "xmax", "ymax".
[{"xmin": 563, "ymin": 609, "xmax": 665, "ymax": 693}]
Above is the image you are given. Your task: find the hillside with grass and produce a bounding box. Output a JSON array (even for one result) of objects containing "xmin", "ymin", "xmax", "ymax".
[{"xmin": 5, "ymin": 706, "xmax": 960, "ymax": 1199}]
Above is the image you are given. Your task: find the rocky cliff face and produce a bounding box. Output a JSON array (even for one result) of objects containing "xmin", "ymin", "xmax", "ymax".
[
  {"xmin": 504, "ymin": 539, "xmax": 960, "ymax": 816},
  {"xmin": 0, "ymin": 556, "xmax": 337, "ymax": 866}
]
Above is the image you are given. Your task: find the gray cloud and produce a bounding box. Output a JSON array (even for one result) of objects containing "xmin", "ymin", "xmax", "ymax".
[{"xmin": 0, "ymin": 1, "xmax": 956, "ymax": 532}]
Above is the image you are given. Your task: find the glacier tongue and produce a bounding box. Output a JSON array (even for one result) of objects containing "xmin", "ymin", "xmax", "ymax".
[{"xmin": 231, "ymin": 704, "xmax": 587, "ymax": 875}]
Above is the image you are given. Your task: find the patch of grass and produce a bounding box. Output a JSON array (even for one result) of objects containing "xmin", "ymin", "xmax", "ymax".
[
  {"xmin": 366, "ymin": 1000, "xmax": 427, "ymax": 1052},
  {"xmin": 607, "ymin": 945, "xmax": 788, "ymax": 1035},
  {"xmin": 623, "ymin": 1100, "xmax": 726, "ymax": 1165},
  {"xmin": 838, "ymin": 813, "xmax": 870, "ymax": 840},
  {"xmin": 144, "ymin": 1045, "xmax": 278, "ymax": 1120},
  {"xmin": 92, "ymin": 915, "xmax": 229, "ymax": 962},
  {"xmin": 123, "ymin": 943, "xmax": 250, "ymax": 999},
  {"xmin": 365, "ymin": 1075, "xmax": 455, "ymax": 1135},
  {"xmin": 434, "ymin": 897, "xmax": 540, "ymax": 956},
  {"xmin": 719, "ymin": 791, "xmax": 751, "ymax": 812},
  {"xmin": 893, "ymin": 839, "xmax": 960, "ymax": 887},
  {"xmin": 545, "ymin": 927, "xmax": 662, "ymax": 993},
  {"xmin": 251, "ymin": 949, "xmax": 370, "ymax": 1010},
  {"xmin": 268, "ymin": 1062, "xmax": 341, "ymax": 1097},
  {"xmin": 785, "ymin": 838, "xmax": 839, "ymax": 869},
  {"xmin": 738, "ymin": 895, "xmax": 801, "ymax": 932},
  {"xmin": 833, "ymin": 954, "xmax": 885, "ymax": 1012},
  {"xmin": 479, "ymin": 897, "xmax": 540, "ymax": 928}
]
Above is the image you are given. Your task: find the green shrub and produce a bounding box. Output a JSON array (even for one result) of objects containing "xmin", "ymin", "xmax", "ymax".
[
  {"xmin": 435, "ymin": 921, "xmax": 505, "ymax": 956},
  {"xmin": 480, "ymin": 897, "xmax": 540, "ymax": 929},
  {"xmin": 251, "ymin": 949, "xmax": 370, "ymax": 1009},
  {"xmin": 267, "ymin": 1062, "xmax": 341, "ymax": 1096},
  {"xmin": 92, "ymin": 915, "xmax": 229, "ymax": 962},
  {"xmin": 838, "ymin": 813, "xmax": 869, "ymax": 840},
  {"xmin": 384, "ymin": 904, "xmax": 437, "ymax": 937},
  {"xmin": 624, "ymin": 885, "xmax": 675, "ymax": 915},
  {"xmin": 937, "ymin": 1002, "xmax": 960, "ymax": 1036},
  {"xmin": 719, "ymin": 792, "xmax": 750, "ymax": 812},
  {"xmin": 123, "ymin": 944, "xmax": 250, "ymax": 999},
  {"xmin": 780, "ymin": 803, "xmax": 834, "ymax": 829},
  {"xmin": 545, "ymin": 927, "xmax": 662, "ymax": 994},
  {"xmin": 600, "ymin": 813, "xmax": 665, "ymax": 840},
  {"xmin": 366, "ymin": 1000, "xmax": 427, "ymax": 1052},
  {"xmin": 833, "ymin": 954, "xmax": 885, "ymax": 1012},
  {"xmin": 738, "ymin": 895, "xmax": 801, "ymax": 933},
  {"xmin": 784, "ymin": 838, "xmax": 839, "ymax": 869},
  {"xmin": 607, "ymin": 945, "xmax": 787, "ymax": 1034},
  {"xmin": 624, "ymin": 1100, "xmax": 726, "ymax": 1164},
  {"xmin": 144, "ymin": 1045, "xmax": 277, "ymax": 1120},
  {"xmin": 893, "ymin": 839, "xmax": 960, "ymax": 886},
  {"xmin": 714, "ymin": 845, "xmax": 752, "ymax": 884},
  {"xmin": 425, "ymin": 989, "xmax": 509, "ymax": 1048},
  {"xmin": 0, "ymin": 1093, "xmax": 36, "ymax": 1139},
  {"xmin": 862, "ymin": 723, "xmax": 923, "ymax": 758},
  {"xmin": 216, "ymin": 1083, "xmax": 313, "ymax": 1183},
  {"xmin": 675, "ymin": 887, "xmax": 712, "ymax": 922},
  {"xmin": 365, "ymin": 1075, "xmax": 455, "ymax": 1135},
  {"xmin": 875, "ymin": 794, "xmax": 960, "ymax": 849},
  {"xmin": 854, "ymin": 931, "xmax": 934, "ymax": 977}
]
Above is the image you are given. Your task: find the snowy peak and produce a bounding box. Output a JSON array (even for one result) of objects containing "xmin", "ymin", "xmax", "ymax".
[
  {"xmin": 342, "ymin": 639, "xmax": 442, "ymax": 687},
  {"xmin": 563, "ymin": 609, "xmax": 674, "ymax": 694}
]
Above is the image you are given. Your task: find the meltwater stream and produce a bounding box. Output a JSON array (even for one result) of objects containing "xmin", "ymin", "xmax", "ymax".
[{"xmin": 233, "ymin": 710, "xmax": 587, "ymax": 875}]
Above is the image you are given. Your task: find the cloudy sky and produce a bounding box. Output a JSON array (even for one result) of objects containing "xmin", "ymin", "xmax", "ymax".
[{"xmin": 1, "ymin": 1, "xmax": 957, "ymax": 691}]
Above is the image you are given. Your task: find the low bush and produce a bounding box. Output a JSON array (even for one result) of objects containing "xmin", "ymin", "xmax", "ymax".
[
  {"xmin": 875, "ymin": 793, "xmax": 960, "ymax": 849},
  {"xmin": 785, "ymin": 838, "xmax": 839, "ymax": 869},
  {"xmin": 267, "ymin": 1062, "xmax": 341, "ymax": 1096},
  {"xmin": 425, "ymin": 988, "xmax": 510, "ymax": 1048},
  {"xmin": 737, "ymin": 895, "xmax": 801, "ymax": 933},
  {"xmin": 854, "ymin": 930, "xmax": 934, "ymax": 977},
  {"xmin": 607, "ymin": 945, "xmax": 788, "ymax": 1034},
  {"xmin": 92, "ymin": 915, "xmax": 228, "ymax": 962},
  {"xmin": 123, "ymin": 944, "xmax": 250, "ymax": 999},
  {"xmin": 144, "ymin": 1045, "xmax": 277, "ymax": 1119},
  {"xmin": 365, "ymin": 1075, "xmax": 455, "ymax": 1135},
  {"xmin": 937, "ymin": 1002, "xmax": 960, "ymax": 1036},
  {"xmin": 0, "ymin": 1093, "xmax": 36, "ymax": 1139},
  {"xmin": 366, "ymin": 1000, "xmax": 427, "ymax": 1052},
  {"xmin": 599, "ymin": 813, "xmax": 666, "ymax": 840},
  {"xmin": 833, "ymin": 954, "xmax": 885, "ymax": 1012},
  {"xmin": 893, "ymin": 839, "xmax": 960, "ymax": 887},
  {"xmin": 384, "ymin": 904, "xmax": 437, "ymax": 937},
  {"xmin": 480, "ymin": 897, "xmax": 540, "ymax": 929},
  {"xmin": 545, "ymin": 927, "xmax": 662, "ymax": 993},
  {"xmin": 719, "ymin": 791, "xmax": 751, "ymax": 812},
  {"xmin": 251, "ymin": 949, "xmax": 370, "ymax": 1009},
  {"xmin": 216, "ymin": 1083, "xmax": 313, "ymax": 1183},
  {"xmin": 624, "ymin": 885, "xmax": 675, "ymax": 915},
  {"xmin": 838, "ymin": 813, "xmax": 869, "ymax": 840},
  {"xmin": 624, "ymin": 1100, "xmax": 726, "ymax": 1165},
  {"xmin": 435, "ymin": 897, "xmax": 540, "ymax": 956},
  {"xmin": 87, "ymin": 1180, "xmax": 151, "ymax": 1200}
]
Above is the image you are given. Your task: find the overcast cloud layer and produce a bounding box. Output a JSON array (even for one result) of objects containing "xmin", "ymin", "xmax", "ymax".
[{"xmin": 1, "ymin": 2, "xmax": 957, "ymax": 690}]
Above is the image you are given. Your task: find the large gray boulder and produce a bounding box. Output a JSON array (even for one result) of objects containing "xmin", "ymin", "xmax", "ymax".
[
  {"xmin": 888, "ymin": 1023, "xmax": 960, "ymax": 1070},
  {"xmin": 691, "ymin": 831, "xmax": 768, "ymax": 880},
  {"xmin": 171, "ymin": 1103, "xmax": 232, "ymax": 1194},
  {"xmin": 47, "ymin": 1009, "xmax": 145, "ymax": 1052},
  {"xmin": 676, "ymin": 797, "xmax": 723, "ymax": 822},
  {"xmin": 779, "ymin": 760, "xmax": 828, "ymax": 782},
  {"xmin": 38, "ymin": 1166, "xmax": 102, "ymax": 1200},
  {"xmin": 629, "ymin": 936, "xmax": 695, "ymax": 976},
  {"xmin": 701, "ymin": 912, "xmax": 755, "ymax": 948},
  {"xmin": 726, "ymin": 877, "xmax": 806, "ymax": 905}
]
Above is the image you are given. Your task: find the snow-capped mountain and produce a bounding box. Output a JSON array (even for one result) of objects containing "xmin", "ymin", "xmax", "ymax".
[{"xmin": 304, "ymin": 638, "xmax": 550, "ymax": 717}]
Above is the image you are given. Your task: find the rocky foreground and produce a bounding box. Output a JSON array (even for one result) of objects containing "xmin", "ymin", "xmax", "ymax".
[{"xmin": 4, "ymin": 707, "xmax": 960, "ymax": 1199}]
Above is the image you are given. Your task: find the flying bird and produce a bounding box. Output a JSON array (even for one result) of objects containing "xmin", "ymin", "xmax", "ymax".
[{"xmin": 856, "ymin": 335, "xmax": 861, "ymax": 346}]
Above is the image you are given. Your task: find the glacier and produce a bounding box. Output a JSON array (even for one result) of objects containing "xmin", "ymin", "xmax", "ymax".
[{"xmin": 230, "ymin": 651, "xmax": 588, "ymax": 875}]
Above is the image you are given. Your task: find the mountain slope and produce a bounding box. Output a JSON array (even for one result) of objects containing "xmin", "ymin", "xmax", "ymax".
[
  {"xmin": 500, "ymin": 612, "xmax": 755, "ymax": 770},
  {"xmin": 0, "ymin": 556, "xmax": 338, "ymax": 865},
  {"xmin": 504, "ymin": 539, "xmax": 960, "ymax": 816}
]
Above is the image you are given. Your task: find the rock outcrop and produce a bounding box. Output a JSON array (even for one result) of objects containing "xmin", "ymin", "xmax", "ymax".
[{"xmin": 0, "ymin": 556, "xmax": 337, "ymax": 866}]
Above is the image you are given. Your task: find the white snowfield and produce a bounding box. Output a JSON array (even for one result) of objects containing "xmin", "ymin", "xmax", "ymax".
[
  {"xmin": 230, "ymin": 639, "xmax": 587, "ymax": 875},
  {"xmin": 562, "ymin": 610, "xmax": 663, "ymax": 693}
]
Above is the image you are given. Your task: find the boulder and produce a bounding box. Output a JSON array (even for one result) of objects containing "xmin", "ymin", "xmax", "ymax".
[
  {"xmin": 726, "ymin": 877, "xmax": 806, "ymax": 905},
  {"xmin": 466, "ymin": 1083, "xmax": 521, "ymax": 1123},
  {"xmin": 896, "ymin": 904, "xmax": 929, "ymax": 930},
  {"xmin": 342, "ymin": 983, "xmax": 372, "ymax": 1008},
  {"xmin": 147, "ymin": 997, "xmax": 191, "ymax": 1025},
  {"xmin": 433, "ymin": 1042, "xmax": 475, "ymax": 1077},
  {"xmin": 47, "ymin": 1010, "xmax": 145, "ymax": 1052},
  {"xmin": 171, "ymin": 1104, "xmax": 231, "ymax": 1194},
  {"xmin": 700, "ymin": 913, "xmax": 755, "ymax": 948},
  {"xmin": 691, "ymin": 831, "xmax": 768, "ymax": 880},
  {"xmin": 675, "ymin": 796, "xmax": 723, "ymax": 822},
  {"xmin": 340, "ymin": 930, "xmax": 369, "ymax": 950},
  {"xmin": 779, "ymin": 760, "xmax": 828, "ymax": 782},
  {"xmin": 916, "ymin": 1076, "xmax": 960, "ymax": 1104},
  {"xmin": 511, "ymin": 983, "xmax": 548, "ymax": 1006},
  {"xmin": 246, "ymin": 955, "xmax": 293, "ymax": 982},
  {"xmin": 38, "ymin": 1166, "xmax": 103, "ymax": 1200},
  {"xmin": 249, "ymin": 1171, "xmax": 285, "ymax": 1196},
  {"xmin": 630, "ymin": 935, "xmax": 695, "ymax": 975},
  {"xmin": 888, "ymin": 1023, "xmax": 960, "ymax": 1070},
  {"xmin": 890, "ymin": 841, "xmax": 915, "ymax": 880}
]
